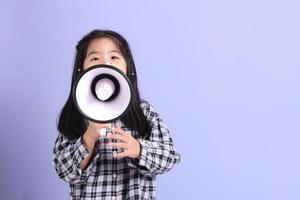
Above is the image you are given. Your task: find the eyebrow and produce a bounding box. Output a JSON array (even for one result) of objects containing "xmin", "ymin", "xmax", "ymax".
[{"xmin": 86, "ymin": 50, "xmax": 122, "ymax": 57}]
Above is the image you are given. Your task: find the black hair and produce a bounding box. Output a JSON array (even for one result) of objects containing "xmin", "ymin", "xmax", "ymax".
[{"xmin": 57, "ymin": 29, "xmax": 150, "ymax": 141}]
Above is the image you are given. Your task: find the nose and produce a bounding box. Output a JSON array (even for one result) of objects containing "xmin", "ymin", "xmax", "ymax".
[
  {"xmin": 104, "ymin": 61, "xmax": 112, "ymax": 66},
  {"xmin": 103, "ymin": 57, "xmax": 112, "ymax": 65},
  {"xmin": 99, "ymin": 55, "xmax": 112, "ymax": 66}
]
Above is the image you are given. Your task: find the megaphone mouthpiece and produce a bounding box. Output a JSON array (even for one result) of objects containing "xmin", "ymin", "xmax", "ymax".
[
  {"xmin": 95, "ymin": 78, "xmax": 115, "ymax": 101},
  {"xmin": 91, "ymin": 73, "xmax": 120, "ymax": 102}
]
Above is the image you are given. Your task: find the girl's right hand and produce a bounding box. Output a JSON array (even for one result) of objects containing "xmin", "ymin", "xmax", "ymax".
[
  {"xmin": 80, "ymin": 121, "xmax": 109, "ymax": 169},
  {"xmin": 83, "ymin": 121, "xmax": 109, "ymax": 144}
]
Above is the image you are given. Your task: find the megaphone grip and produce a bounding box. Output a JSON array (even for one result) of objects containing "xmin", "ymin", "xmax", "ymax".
[{"xmin": 98, "ymin": 127, "xmax": 113, "ymax": 138}]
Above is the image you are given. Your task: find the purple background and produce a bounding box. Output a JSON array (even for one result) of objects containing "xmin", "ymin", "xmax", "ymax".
[{"xmin": 1, "ymin": 0, "xmax": 300, "ymax": 199}]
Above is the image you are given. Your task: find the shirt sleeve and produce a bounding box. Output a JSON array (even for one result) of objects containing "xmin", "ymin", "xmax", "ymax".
[
  {"xmin": 52, "ymin": 133, "xmax": 99, "ymax": 184},
  {"xmin": 127, "ymin": 102, "xmax": 181, "ymax": 177}
]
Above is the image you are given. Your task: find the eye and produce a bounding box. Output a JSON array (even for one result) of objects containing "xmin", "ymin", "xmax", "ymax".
[
  {"xmin": 111, "ymin": 56, "xmax": 119, "ymax": 60},
  {"xmin": 90, "ymin": 57, "xmax": 99, "ymax": 61}
]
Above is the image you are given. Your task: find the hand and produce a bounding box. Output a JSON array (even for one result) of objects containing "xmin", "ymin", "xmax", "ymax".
[
  {"xmin": 108, "ymin": 127, "xmax": 141, "ymax": 159},
  {"xmin": 83, "ymin": 121, "xmax": 109, "ymax": 144},
  {"xmin": 81, "ymin": 121, "xmax": 108, "ymax": 170}
]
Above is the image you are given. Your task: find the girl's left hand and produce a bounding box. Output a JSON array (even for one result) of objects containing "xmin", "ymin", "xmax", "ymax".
[{"xmin": 108, "ymin": 127, "xmax": 141, "ymax": 159}]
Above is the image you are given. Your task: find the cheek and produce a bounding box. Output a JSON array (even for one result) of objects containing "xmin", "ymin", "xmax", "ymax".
[
  {"xmin": 121, "ymin": 60, "xmax": 128, "ymax": 74},
  {"xmin": 120, "ymin": 64, "xmax": 127, "ymax": 74},
  {"xmin": 114, "ymin": 60, "xmax": 127, "ymax": 74},
  {"xmin": 83, "ymin": 59, "xmax": 89, "ymax": 69},
  {"xmin": 122, "ymin": 66, "xmax": 127, "ymax": 74},
  {"xmin": 115, "ymin": 65, "xmax": 127, "ymax": 74},
  {"xmin": 83, "ymin": 59, "xmax": 97, "ymax": 70}
]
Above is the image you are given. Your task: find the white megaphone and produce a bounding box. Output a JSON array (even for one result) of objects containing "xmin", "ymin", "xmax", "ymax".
[{"xmin": 73, "ymin": 64, "xmax": 132, "ymax": 123}]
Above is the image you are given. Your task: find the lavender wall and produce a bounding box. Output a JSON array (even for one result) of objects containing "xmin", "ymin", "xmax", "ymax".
[{"xmin": 1, "ymin": 0, "xmax": 300, "ymax": 199}]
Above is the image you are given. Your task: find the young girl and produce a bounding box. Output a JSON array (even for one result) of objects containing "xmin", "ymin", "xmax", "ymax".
[{"xmin": 52, "ymin": 29, "xmax": 181, "ymax": 200}]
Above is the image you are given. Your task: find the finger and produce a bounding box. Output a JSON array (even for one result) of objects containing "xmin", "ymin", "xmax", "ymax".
[
  {"xmin": 107, "ymin": 133, "xmax": 128, "ymax": 142},
  {"xmin": 113, "ymin": 151, "xmax": 128, "ymax": 159},
  {"xmin": 96, "ymin": 124, "xmax": 110, "ymax": 129},
  {"xmin": 109, "ymin": 142, "xmax": 128, "ymax": 149},
  {"xmin": 112, "ymin": 127, "xmax": 129, "ymax": 136},
  {"xmin": 89, "ymin": 121, "xmax": 109, "ymax": 129}
]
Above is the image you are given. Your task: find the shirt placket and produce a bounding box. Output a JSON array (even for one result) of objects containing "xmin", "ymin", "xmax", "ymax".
[{"xmin": 110, "ymin": 122, "xmax": 118, "ymax": 200}]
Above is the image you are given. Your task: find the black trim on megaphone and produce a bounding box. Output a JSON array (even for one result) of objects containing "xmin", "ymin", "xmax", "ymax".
[
  {"xmin": 72, "ymin": 64, "xmax": 133, "ymax": 124},
  {"xmin": 90, "ymin": 73, "xmax": 120, "ymax": 102}
]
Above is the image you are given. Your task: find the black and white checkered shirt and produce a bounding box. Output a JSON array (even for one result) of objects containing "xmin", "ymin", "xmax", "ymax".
[{"xmin": 52, "ymin": 101, "xmax": 181, "ymax": 199}]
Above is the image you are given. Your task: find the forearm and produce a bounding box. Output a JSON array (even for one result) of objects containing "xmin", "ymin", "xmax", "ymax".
[
  {"xmin": 128, "ymin": 139, "xmax": 181, "ymax": 176},
  {"xmin": 81, "ymin": 133, "xmax": 96, "ymax": 170},
  {"xmin": 52, "ymin": 133, "xmax": 95, "ymax": 184}
]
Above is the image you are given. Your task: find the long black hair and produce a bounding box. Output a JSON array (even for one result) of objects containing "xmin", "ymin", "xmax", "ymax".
[{"xmin": 57, "ymin": 30, "xmax": 150, "ymax": 141}]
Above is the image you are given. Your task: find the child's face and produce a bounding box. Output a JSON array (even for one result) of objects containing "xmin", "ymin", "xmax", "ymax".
[{"xmin": 83, "ymin": 38, "xmax": 127, "ymax": 74}]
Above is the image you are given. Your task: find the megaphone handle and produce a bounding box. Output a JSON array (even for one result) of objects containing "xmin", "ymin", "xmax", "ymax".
[{"xmin": 99, "ymin": 127, "xmax": 114, "ymax": 138}]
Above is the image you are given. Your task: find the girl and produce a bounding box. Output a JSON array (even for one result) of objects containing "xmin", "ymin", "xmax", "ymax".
[{"xmin": 52, "ymin": 29, "xmax": 181, "ymax": 200}]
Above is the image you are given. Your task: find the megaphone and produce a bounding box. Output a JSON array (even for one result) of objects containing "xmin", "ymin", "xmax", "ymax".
[{"xmin": 73, "ymin": 64, "xmax": 132, "ymax": 123}]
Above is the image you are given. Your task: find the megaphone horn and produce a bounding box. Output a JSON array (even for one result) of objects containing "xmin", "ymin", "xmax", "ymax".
[{"xmin": 73, "ymin": 64, "xmax": 132, "ymax": 123}]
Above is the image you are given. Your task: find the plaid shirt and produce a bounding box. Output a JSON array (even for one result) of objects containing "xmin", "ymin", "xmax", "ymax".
[{"xmin": 52, "ymin": 101, "xmax": 181, "ymax": 200}]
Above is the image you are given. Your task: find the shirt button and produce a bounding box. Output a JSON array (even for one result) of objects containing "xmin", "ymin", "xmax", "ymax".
[
  {"xmin": 112, "ymin": 196, "xmax": 116, "ymax": 200},
  {"xmin": 112, "ymin": 173, "xmax": 117, "ymax": 179}
]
